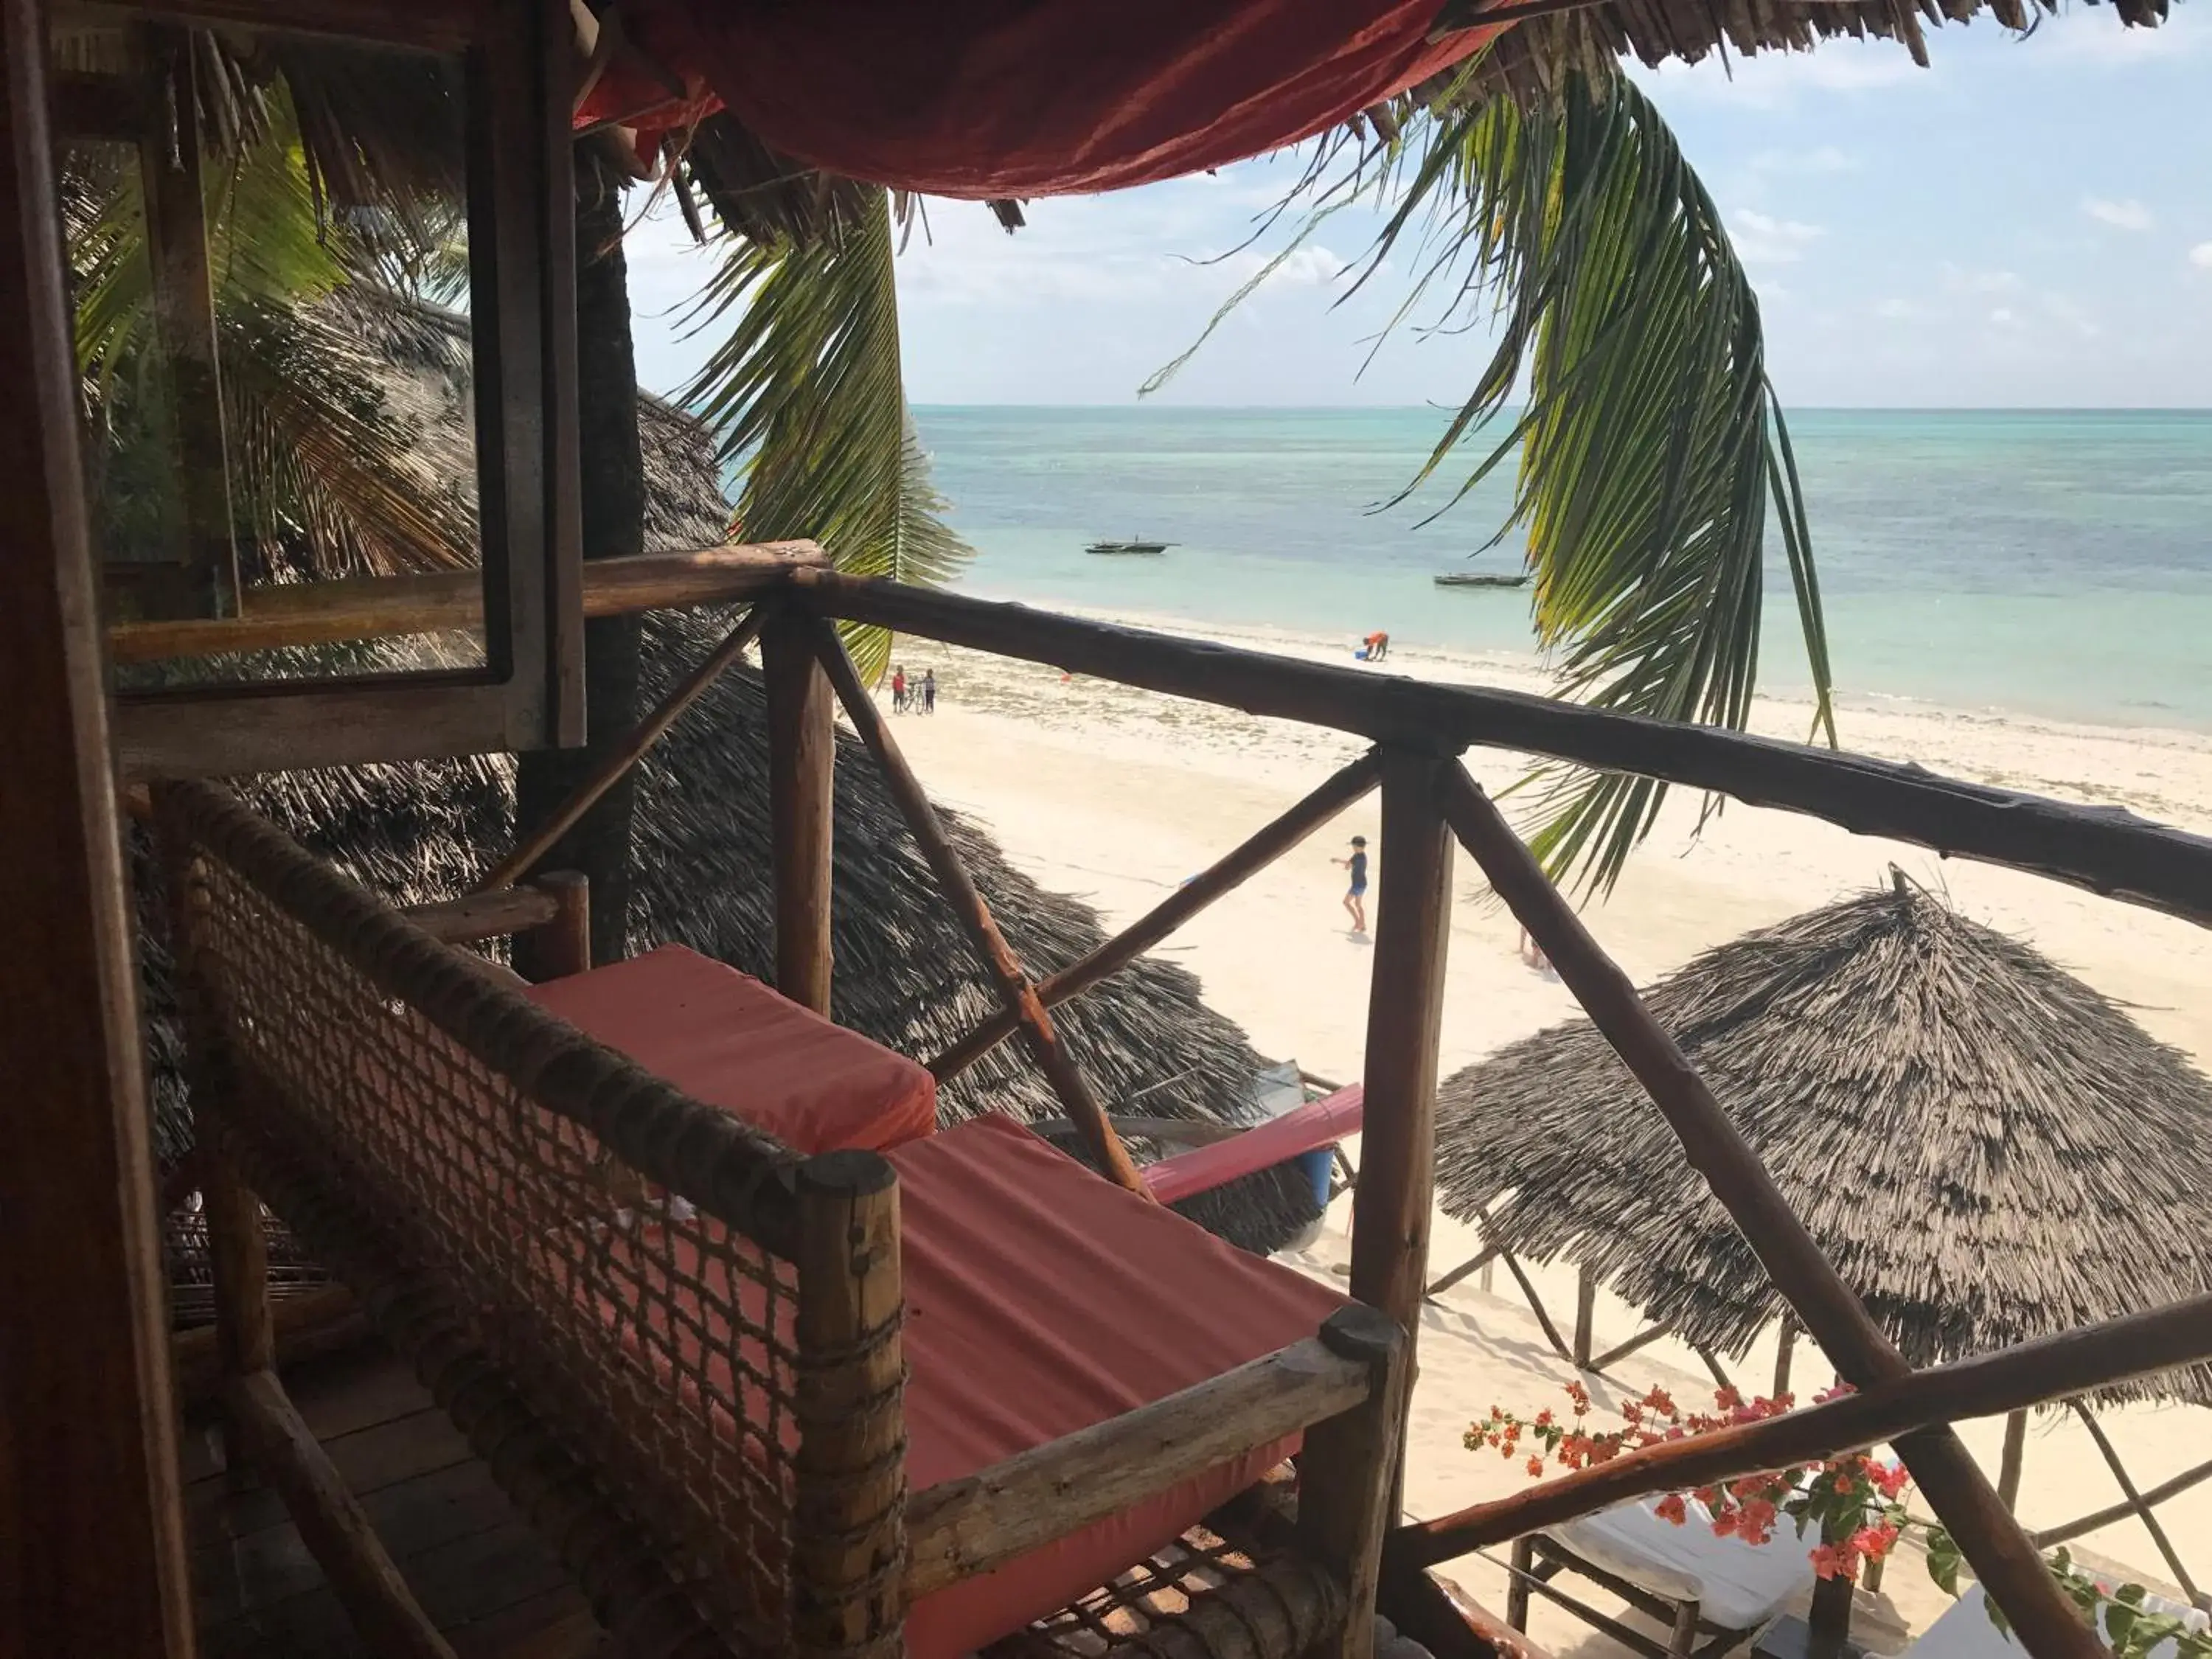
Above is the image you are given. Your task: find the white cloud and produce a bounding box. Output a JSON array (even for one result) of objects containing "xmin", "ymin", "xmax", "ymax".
[
  {"xmin": 1989, "ymin": 307, "xmax": 2020, "ymax": 327},
  {"xmin": 2081, "ymin": 196, "xmax": 2155, "ymax": 232},
  {"xmin": 2038, "ymin": 292, "xmax": 2103, "ymax": 340},
  {"xmin": 1941, "ymin": 262, "xmax": 2023, "ymax": 297},
  {"xmin": 1732, "ymin": 208, "xmax": 1826, "ymax": 265},
  {"xmin": 2191, "ymin": 243, "xmax": 2212, "ymax": 271},
  {"xmin": 1874, "ymin": 297, "xmax": 1933, "ymax": 322}
]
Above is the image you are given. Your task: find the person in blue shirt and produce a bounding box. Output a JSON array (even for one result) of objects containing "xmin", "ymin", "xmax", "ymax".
[{"xmin": 1332, "ymin": 835, "xmax": 1369, "ymax": 933}]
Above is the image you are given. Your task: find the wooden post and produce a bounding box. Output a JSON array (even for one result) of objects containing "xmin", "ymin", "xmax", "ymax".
[
  {"xmin": 0, "ymin": 3, "xmax": 195, "ymax": 1646},
  {"xmin": 223, "ymin": 1371, "xmax": 459, "ymax": 1659},
  {"xmin": 136, "ymin": 24, "xmax": 238, "ymax": 620},
  {"xmin": 765, "ymin": 605, "xmax": 835, "ymax": 1015},
  {"xmin": 1349, "ymin": 748, "xmax": 1454, "ymax": 1516},
  {"xmin": 514, "ymin": 869, "xmax": 591, "ymax": 982},
  {"xmin": 1434, "ymin": 762, "xmax": 2098, "ymax": 1658},
  {"xmin": 1573, "ymin": 1267, "xmax": 1597, "ymax": 1371},
  {"xmin": 928, "ymin": 749, "xmax": 1382, "ymax": 1081},
  {"xmin": 1297, "ymin": 1305, "xmax": 1409, "ymax": 1659},
  {"xmin": 476, "ymin": 604, "xmax": 765, "ymax": 894},
  {"xmin": 810, "ymin": 616, "xmax": 1147, "ymax": 1192},
  {"xmin": 1775, "ymin": 1313, "xmax": 1798, "ymax": 1401},
  {"xmin": 791, "ymin": 1152, "xmax": 907, "ymax": 1659},
  {"xmin": 2072, "ymin": 1401, "xmax": 2200, "ymax": 1604},
  {"xmin": 1997, "ymin": 1408, "xmax": 2028, "ymax": 1511}
]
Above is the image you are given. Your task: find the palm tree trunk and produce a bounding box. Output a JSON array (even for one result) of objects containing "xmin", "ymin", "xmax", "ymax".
[{"xmin": 514, "ymin": 153, "xmax": 644, "ymax": 970}]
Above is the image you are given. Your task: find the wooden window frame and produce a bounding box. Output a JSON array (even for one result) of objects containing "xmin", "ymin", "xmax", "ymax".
[{"xmin": 62, "ymin": 0, "xmax": 582, "ymax": 777}]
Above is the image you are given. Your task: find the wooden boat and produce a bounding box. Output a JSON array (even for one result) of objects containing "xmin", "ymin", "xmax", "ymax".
[
  {"xmin": 1434, "ymin": 571, "xmax": 1530, "ymax": 588},
  {"xmin": 1086, "ymin": 539, "xmax": 1172, "ymax": 556}
]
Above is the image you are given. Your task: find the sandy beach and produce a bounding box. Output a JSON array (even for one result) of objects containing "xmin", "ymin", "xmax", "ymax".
[{"xmin": 875, "ymin": 610, "xmax": 2212, "ymax": 1654}]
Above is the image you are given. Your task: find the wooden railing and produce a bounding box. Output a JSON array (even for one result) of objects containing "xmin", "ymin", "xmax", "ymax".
[{"xmin": 467, "ymin": 555, "xmax": 2212, "ymax": 1659}]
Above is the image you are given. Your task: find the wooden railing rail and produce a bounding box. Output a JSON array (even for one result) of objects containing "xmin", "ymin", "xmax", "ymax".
[
  {"xmin": 1430, "ymin": 761, "xmax": 2098, "ymax": 1657},
  {"xmin": 926, "ymin": 748, "xmax": 1383, "ymax": 1083},
  {"xmin": 790, "ymin": 571, "xmax": 2212, "ymax": 931},
  {"xmin": 903, "ymin": 1315, "xmax": 1385, "ymax": 1599},
  {"xmin": 1391, "ymin": 1288, "xmax": 2212, "ymax": 1571},
  {"xmin": 107, "ymin": 542, "xmax": 821, "ymax": 666},
  {"xmin": 476, "ymin": 603, "xmax": 766, "ymax": 894},
  {"xmin": 804, "ymin": 615, "xmax": 1147, "ymax": 1194}
]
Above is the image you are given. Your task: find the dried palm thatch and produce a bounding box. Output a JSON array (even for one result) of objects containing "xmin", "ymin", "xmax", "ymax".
[
  {"xmin": 142, "ymin": 295, "xmax": 1317, "ymax": 1260},
  {"xmin": 1453, "ymin": 0, "xmax": 2170, "ymax": 106},
  {"xmin": 1434, "ymin": 874, "xmax": 2212, "ymax": 1405}
]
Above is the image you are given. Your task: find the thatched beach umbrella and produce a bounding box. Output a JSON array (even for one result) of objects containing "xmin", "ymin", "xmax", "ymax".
[
  {"xmin": 1434, "ymin": 874, "xmax": 2212, "ymax": 1407},
  {"xmin": 141, "ymin": 296, "xmax": 1315, "ymax": 1256}
]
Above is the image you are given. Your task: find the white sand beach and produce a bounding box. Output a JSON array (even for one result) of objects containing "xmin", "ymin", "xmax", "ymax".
[{"xmin": 874, "ymin": 612, "xmax": 2212, "ymax": 1654}]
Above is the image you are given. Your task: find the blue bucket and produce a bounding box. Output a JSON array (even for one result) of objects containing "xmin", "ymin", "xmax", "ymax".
[{"xmin": 1293, "ymin": 1145, "xmax": 1335, "ymax": 1209}]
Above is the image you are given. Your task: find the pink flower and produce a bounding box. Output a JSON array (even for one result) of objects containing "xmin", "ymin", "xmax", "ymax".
[
  {"xmin": 1655, "ymin": 1493, "xmax": 1688, "ymax": 1526},
  {"xmin": 1809, "ymin": 1544, "xmax": 1846, "ymax": 1580},
  {"xmin": 1526, "ymin": 1455, "xmax": 1546, "ymax": 1477}
]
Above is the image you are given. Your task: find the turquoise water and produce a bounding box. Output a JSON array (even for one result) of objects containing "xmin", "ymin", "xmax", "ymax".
[{"xmin": 909, "ymin": 407, "xmax": 2212, "ymax": 731}]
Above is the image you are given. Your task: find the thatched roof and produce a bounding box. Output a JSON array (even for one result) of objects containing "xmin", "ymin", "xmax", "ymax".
[
  {"xmin": 139, "ymin": 295, "xmax": 1317, "ymax": 1254},
  {"xmin": 1433, "ymin": 875, "xmax": 2212, "ymax": 1405},
  {"xmin": 1458, "ymin": 0, "xmax": 2169, "ymax": 104}
]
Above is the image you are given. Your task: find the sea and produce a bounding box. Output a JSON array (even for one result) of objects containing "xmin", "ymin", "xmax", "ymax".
[{"xmin": 908, "ymin": 406, "xmax": 2212, "ymax": 732}]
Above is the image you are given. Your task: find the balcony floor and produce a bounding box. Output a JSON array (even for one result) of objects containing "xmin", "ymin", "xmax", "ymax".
[{"xmin": 181, "ymin": 1340, "xmax": 605, "ymax": 1658}]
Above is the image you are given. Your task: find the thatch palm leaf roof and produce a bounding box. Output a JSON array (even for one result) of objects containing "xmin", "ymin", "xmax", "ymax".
[{"xmin": 1434, "ymin": 877, "xmax": 2212, "ymax": 1405}]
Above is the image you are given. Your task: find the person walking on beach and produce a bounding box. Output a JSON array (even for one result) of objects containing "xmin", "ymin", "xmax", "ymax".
[
  {"xmin": 1333, "ymin": 836, "xmax": 1369, "ymax": 933},
  {"xmin": 891, "ymin": 665, "xmax": 908, "ymax": 712},
  {"xmin": 923, "ymin": 669, "xmax": 937, "ymax": 714}
]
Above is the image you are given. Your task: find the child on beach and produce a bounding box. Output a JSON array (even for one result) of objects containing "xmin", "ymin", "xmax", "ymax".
[
  {"xmin": 1332, "ymin": 836, "xmax": 1369, "ymax": 933},
  {"xmin": 923, "ymin": 669, "xmax": 936, "ymax": 713},
  {"xmin": 891, "ymin": 666, "xmax": 908, "ymax": 712}
]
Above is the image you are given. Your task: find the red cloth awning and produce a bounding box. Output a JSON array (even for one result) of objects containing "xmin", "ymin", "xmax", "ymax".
[{"xmin": 576, "ymin": 0, "xmax": 1502, "ymax": 198}]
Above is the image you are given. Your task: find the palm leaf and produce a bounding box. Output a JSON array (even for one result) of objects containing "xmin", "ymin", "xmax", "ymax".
[
  {"xmin": 683, "ymin": 185, "xmax": 973, "ymax": 681},
  {"xmin": 1160, "ymin": 71, "xmax": 1835, "ymax": 900}
]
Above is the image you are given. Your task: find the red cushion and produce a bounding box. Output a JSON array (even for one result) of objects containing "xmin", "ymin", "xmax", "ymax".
[
  {"xmin": 524, "ymin": 945, "xmax": 936, "ymax": 1155},
  {"xmin": 1143, "ymin": 1084, "xmax": 1365, "ymax": 1206},
  {"xmin": 891, "ymin": 1116, "xmax": 1349, "ymax": 1659}
]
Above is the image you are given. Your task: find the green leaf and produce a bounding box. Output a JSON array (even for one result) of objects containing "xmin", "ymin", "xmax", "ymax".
[
  {"xmin": 1155, "ymin": 70, "xmax": 1836, "ymax": 900},
  {"xmin": 682, "ymin": 185, "xmax": 975, "ymax": 681},
  {"xmin": 1924, "ymin": 1527, "xmax": 1965, "ymax": 1599}
]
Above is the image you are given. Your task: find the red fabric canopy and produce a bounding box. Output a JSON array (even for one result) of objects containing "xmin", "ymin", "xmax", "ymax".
[{"xmin": 579, "ymin": 0, "xmax": 1502, "ymax": 198}]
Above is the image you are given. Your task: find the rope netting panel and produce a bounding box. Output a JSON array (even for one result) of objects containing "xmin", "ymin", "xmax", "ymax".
[{"xmin": 159, "ymin": 782, "xmax": 815, "ymax": 1651}]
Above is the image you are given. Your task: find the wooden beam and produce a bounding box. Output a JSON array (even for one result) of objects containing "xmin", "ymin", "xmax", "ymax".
[
  {"xmin": 1571, "ymin": 1267, "xmax": 1597, "ymax": 1370},
  {"xmin": 1589, "ymin": 1320, "xmax": 1674, "ymax": 1374},
  {"xmin": 50, "ymin": 69, "xmax": 150, "ymax": 142},
  {"xmin": 790, "ymin": 1152, "xmax": 906, "ymax": 1659},
  {"xmin": 0, "ymin": 3, "xmax": 195, "ymax": 1646},
  {"xmin": 809, "ymin": 615, "xmax": 1149, "ymax": 1194},
  {"xmin": 2037, "ymin": 1454, "xmax": 2212, "ymax": 1551},
  {"xmin": 1393, "ymin": 1287, "xmax": 2212, "ymax": 1571},
  {"xmin": 928, "ymin": 748, "xmax": 1382, "ymax": 1082},
  {"xmin": 223, "ymin": 1368, "xmax": 459, "ymax": 1659},
  {"xmin": 172, "ymin": 1284, "xmax": 366, "ymax": 1404},
  {"xmin": 476, "ymin": 605, "xmax": 766, "ymax": 893},
  {"xmin": 400, "ymin": 884, "xmax": 562, "ymax": 944},
  {"xmin": 106, "ymin": 541, "xmax": 823, "ymax": 665},
  {"xmin": 1997, "ymin": 1407, "xmax": 2028, "ymax": 1510},
  {"xmin": 136, "ymin": 24, "xmax": 240, "ymax": 620},
  {"xmin": 765, "ymin": 605, "xmax": 836, "ymax": 1015},
  {"xmin": 1433, "ymin": 762, "xmax": 2096, "ymax": 1655},
  {"xmin": 1298, "ymin": 1307, "xmax": 1411, "ymax": 1659},
  {"xmin": 517, "ymin": 871, "xmax": 592, "ymax": 983},
  {"xmin": 905, "ymin": 1332, "xmax": 1374, "ymax": 1599},
  {"xmin": 2070, "ymin": 1401, "xmax": 2200, "ymax": 1604},
  {"xmin": 1350, "ymin": 751, "xmax": 1455, "ymax": 1336},
  {"xmin": 791, "ymin": 571, "xmax": 2212, "ymax": 933}
]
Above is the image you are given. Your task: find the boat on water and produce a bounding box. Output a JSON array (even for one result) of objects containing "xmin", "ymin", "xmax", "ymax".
[
  {"xmin": 1435, "ymin": 571, "xmax": 1531, "ymax": 589},
  {"xmin": 1086, "ymin": 538, "xmax": 1172, "ymax": 556}
]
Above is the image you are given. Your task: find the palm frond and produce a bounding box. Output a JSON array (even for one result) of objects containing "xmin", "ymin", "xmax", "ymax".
[
  {"xmin": 1160, "ymin": 71, "xmax": 1835, "ymax": 900},
  {"xmin": 683, "ymin": 186, "xmax": 973, "ymax": 681}
]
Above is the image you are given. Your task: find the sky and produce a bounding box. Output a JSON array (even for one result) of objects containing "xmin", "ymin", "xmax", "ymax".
[{"xmin": 621, "ymin": 4, "xmax": 2212, "ymax": 410}]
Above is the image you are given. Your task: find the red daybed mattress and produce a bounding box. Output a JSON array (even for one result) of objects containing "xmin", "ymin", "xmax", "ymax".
[
  {"xmin": 525, "ymin": 944, "xmax": 937, "ymax": 1154},
  {"xmin": 889, "ymin": 1116, "xmax": 1349, "ymax": 1658}
]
